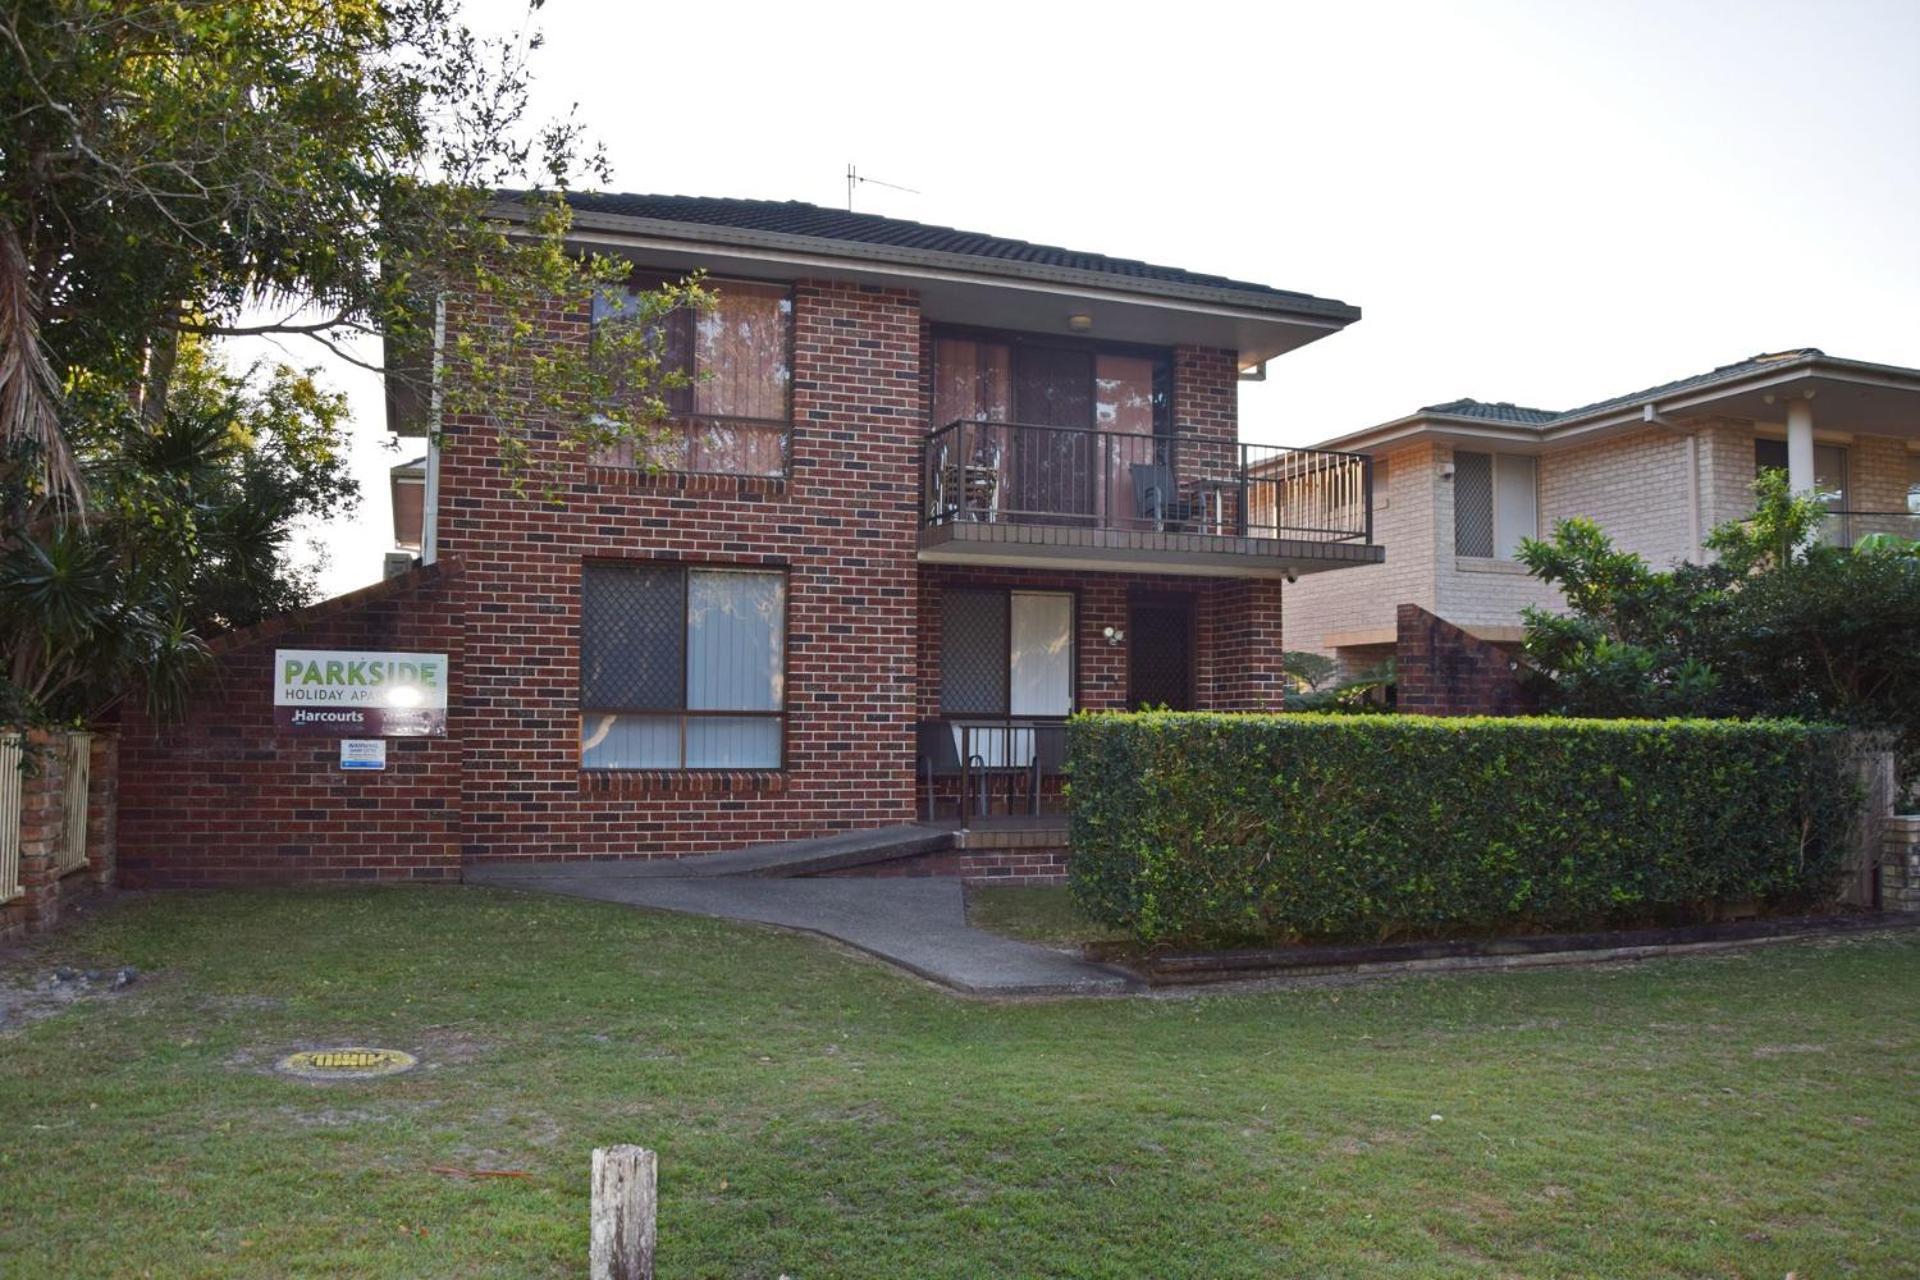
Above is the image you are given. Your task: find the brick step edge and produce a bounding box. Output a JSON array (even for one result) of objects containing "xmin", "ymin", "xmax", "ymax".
[{"xmin": 1098, "ymin": 911, "xmax": 1920, "ymax": 986}]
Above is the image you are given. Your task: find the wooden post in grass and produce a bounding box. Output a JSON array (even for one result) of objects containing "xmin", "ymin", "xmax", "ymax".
[{"xmin": 590, "ymin": 1145, "xmax": 656, "ymax": 1280}]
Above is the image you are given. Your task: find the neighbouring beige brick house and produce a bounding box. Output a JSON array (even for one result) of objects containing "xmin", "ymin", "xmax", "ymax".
[{"xmin": 1284, "ymin": 349, "xmax": 1920, "ymax": 674}]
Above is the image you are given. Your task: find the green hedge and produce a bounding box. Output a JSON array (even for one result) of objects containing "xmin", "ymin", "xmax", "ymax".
[{"xmin": 1067, "ymin": 713, "xmax": 1859, "ymax": 945}]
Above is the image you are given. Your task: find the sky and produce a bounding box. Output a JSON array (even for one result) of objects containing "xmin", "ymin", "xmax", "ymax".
[{"xmin": 275, "ymin": 0, "xmax": 1920, "ymax": 597}]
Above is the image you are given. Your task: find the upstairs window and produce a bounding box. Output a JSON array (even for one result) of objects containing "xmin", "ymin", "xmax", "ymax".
[
  {"xmin": 1453, "ymin": 451, "xmax": 1536, "ymax": 559},
  {"xmin": 592, "ymin": 276, "xmax": 793, "ymax": 476},
  {"xmin": 580, "ymin": 563, "xmax": 786, "ymax": 770}
]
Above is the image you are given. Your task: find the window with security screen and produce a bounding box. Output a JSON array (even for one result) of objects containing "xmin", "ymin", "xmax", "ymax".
[
  {"xmin": 580, "ymin": 563, "xmax": 785, "ymax": 769},
  {"xmin": 1453, "ymin": 451, "xmax": 1536, "ymax": 559},
  {"xmin": 590, "ymin": 275, "xmax": 793, "ymax": 476}
]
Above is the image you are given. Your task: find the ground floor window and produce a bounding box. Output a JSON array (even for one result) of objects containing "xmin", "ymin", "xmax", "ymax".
[
  {"xmin": 580, "ymin": 563, "xmax": 785, "ymax": 769},
  {"xmin": 940, "ymin": 588, "xmax": 1074, "ymax": 717}
]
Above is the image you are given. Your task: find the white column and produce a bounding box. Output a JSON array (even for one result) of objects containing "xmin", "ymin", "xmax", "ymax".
[{"xmin": 1785, "ymin": 395, "xmax": 1816, "ymax": 495}]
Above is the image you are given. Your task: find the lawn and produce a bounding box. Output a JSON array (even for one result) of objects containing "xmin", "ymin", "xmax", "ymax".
[
  {"xmin": 1, "ymin": 888, "xmax": 1915, "ymax": 1279},
  {"xmin": 964, "ymin": 884, "xmax": 1128, "ymax": 948}
]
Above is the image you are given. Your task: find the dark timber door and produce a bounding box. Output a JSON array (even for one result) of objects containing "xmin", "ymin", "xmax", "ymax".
[{"xmin": 1128, "ymin": 597, "xmax": 1195, "ymax": 710}]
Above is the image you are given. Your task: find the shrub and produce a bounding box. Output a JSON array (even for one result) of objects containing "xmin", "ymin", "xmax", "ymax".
[{"xmin": 1068, "ymin": 712, "xmax": 1859, "ymax": 946}]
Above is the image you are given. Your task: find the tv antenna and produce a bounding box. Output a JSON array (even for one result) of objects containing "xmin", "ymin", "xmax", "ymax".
[{"xmin": 847, "ymin": 163, "xmax": 919, "ymax": 211}]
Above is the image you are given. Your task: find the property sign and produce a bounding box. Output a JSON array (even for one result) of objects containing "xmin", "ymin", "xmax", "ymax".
[
  {"xmin": 339, "ymin": 739, "xmax": 388, "ymax": 770},
  {"xmin": 274, "ymin": 650, "xmax": 448, "ymax": 737}
]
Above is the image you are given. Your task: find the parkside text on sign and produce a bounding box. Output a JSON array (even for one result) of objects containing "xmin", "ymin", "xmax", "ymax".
[{"xmin": 274, "ymin": 650, "xmax": 448, "ymax": 737}]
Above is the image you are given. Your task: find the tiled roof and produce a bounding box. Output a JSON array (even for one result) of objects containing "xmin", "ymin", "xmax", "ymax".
[
  {"xmin": 1416, "ymin": 351, "xmax": 1826, "ymax": 432},
  {"xmin": 1549, "ymin": 349, "xmax": 1823, "ymax": 422},
  {"xmin": 1419, "ymin": 398, "xmax": 1560, "ymax": 425},
  {"xmin": 507, "ymin": 190, "xmax": 1356, "ymax": 316}
]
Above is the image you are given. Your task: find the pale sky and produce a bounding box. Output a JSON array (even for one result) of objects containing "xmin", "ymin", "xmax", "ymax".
[{"xmin": 275, "ymin": 0, "xmax": 1920, "ymax": 598}]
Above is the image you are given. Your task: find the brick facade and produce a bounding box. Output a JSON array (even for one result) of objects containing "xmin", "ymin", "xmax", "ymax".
[{"xmin": 113, "ymin": 264, "xmax": 1285, "ymax": 884}]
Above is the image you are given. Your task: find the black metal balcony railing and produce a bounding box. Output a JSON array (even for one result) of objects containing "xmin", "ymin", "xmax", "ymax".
[{"xmin": 922, "ymin": 420, "xmax": 1373, "ymax": 543}]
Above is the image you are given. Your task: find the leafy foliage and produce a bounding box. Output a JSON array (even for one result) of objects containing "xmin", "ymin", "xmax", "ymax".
[
  {"xmin": 0, "ymin": 0, "xmax": 699, "ymax": 501},
  {"xmin": 1519, "ymin": 470, "xmax": 1920, "ymax": 782},
  {"xmin": 1068, "ymin": 712, "xmax": 1858, "ymax": 946},
  {"xmin": 0, "ymin": 340, "xmax": 355, "ymax": 722},
  {"xmin": 0, "ymin": 0, "xmax": 698, "ymax": 721}
]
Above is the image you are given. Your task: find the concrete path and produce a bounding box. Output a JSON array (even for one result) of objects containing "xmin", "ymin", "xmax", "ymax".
[{"xmin": 466, "ymin": 865, "xmax": 1137, "ymax": 997}]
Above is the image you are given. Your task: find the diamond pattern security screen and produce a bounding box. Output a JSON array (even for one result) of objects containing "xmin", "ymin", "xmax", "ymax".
[
  {"xmin": 1453, "ymin": 451, "xmax": 1495, "ymax": 557},
  {"xmin": 581, "ymin": 564, "xmax": 684, "ymax": 709},
  {"xmin": 581, "ymin": 564, "xmax": 785, "ymax": 770},
  {"xmin": 941, "ymin": 589, "xmax": 1008, "ymax": 714}
]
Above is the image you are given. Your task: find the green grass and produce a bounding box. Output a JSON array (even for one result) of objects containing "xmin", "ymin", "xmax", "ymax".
[
  {"xmin": 964, "ymin": 885, "xmax": 1127, "ymax": 948},
  {"xmin": 1, "ymin": 888, "xmax": 1916, "ymax": 1279}
]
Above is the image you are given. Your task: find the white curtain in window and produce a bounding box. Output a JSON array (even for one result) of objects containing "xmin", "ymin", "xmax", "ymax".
[
  {"xmin": 685, "ymin": 569, "xmax": 783, "ymax": 768},
  {"xmin": 1009, "ymin": 591, "xmax": 1072, "ymax": 716},
  {"xmin": 687, "ymin": 570, "xmax": 784, "ymax": 711},
  {"xmin": 1492, "ymin": 454, "xmax": 1538, "ymax": 560},
  {"xmin": 581, "ymin": 713, "xmax": 680, "ymax": 769}
]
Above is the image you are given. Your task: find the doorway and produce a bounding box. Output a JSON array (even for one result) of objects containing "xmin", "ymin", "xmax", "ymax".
[{"xmin": 1127, "ymin": 595, "xmax": 1196, "ymax": 711}]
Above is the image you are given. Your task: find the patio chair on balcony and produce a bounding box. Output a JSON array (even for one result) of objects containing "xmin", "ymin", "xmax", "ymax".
[{"xmin": 1131, "ymin": 462, "xmax": 1203, "ymax": 532}]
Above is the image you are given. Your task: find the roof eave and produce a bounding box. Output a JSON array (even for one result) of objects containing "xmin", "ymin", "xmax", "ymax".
[
  {"xmin": 489, "ymin": 200, "xmax": 1362, "ymax": 328},
  {"xmin": 1540, "ymin": 353, "xmax": 1920, "ymax": 440},
  {"xmin": 1309, "ymin": 412, "xmax": 1548, "ymax": 454}
]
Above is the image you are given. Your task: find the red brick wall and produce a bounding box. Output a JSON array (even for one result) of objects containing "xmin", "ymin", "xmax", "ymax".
[
  {"xmin": 116, "ymin": 565, "xmax": 466, "ymax": 887},
  {"xmin": 1207, "ymin": 577, "xmax": 1288, "ymax": 710},
  {"xmin": 1395, "ymin": 603, "xmax": 1537, "ymax": 716},
  {"xmin": 434, "ymin": 279, "xmax": 924, "ymax": 864}
]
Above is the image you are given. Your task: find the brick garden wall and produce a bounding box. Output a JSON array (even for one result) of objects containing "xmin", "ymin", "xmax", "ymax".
[
  {"xmin": 116, "ymin": 565, "xmax": 466, "ymax": 888},
  {"xmin": 0, "ymin": 729, "xmax": 118, "ymax": 940},
  {"xmin": 1395, "ymin": 603, "xmax": 1536, "ymax": 717}
]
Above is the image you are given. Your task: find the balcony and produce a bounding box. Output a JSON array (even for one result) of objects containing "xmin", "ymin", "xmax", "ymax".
[
  {"xmin": 1826, "ymin": 510, "xmax": 1920, "ymax": 547},
  {"xmin": 918, "ymin": 420, "xmax": 1384, "ymax": 578}
]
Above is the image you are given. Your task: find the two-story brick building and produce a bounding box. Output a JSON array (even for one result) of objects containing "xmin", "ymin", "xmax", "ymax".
[{"xmin": 115, "ymin": 194, "xmax": 1382, "ymax": 885}]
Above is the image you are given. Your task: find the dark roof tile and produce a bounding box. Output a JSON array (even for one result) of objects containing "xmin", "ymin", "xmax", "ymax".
[
  {"xmin": 1419, "ymin": 398, "xmax": 1561, "ymax": 424},
  {"xmin": 510, "ymin": 190, "xmax": 1354, "ymax": 315}
]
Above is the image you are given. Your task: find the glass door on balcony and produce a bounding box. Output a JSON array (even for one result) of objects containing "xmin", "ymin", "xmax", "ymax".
[
  {"xmin": 1011, "ymin": 346, "xmax": 1095, "ymax": 524},
  {"xmin": 932, "ymin": 334, "xmax": 1173, "ymax": 528}
]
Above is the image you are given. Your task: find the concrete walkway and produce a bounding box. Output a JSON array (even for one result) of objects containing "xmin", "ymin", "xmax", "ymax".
[{"xmin": 466, "ymin": 865, "xmax": 1137, "ymax": 997}]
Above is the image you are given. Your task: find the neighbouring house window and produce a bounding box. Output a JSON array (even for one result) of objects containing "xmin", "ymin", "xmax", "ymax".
[
  {"xmin": 940, "ymin": 588, "xmax": 1073, "ymax": 717},
  {"xmin": 591, "ymin": 276, "xmax": 793, "ymax": 476},
  {"xmin": 1755, "ymin": 439, "xmax": 1849, "ymax": 543},
  {"xmin": 1754, "ymin": 439, "xmax": 1849, "ymax": 506},
  {"xmin": 1909, "ymin": 453, "xmax": 1920, "ymax": 515},
  {"xmin": 580, "ymin": 563, "xmax": 785, "ymax": 769},
  {"xmin": 1453, "ymin": 451, "xmax": 1536, "ymax": 558}
]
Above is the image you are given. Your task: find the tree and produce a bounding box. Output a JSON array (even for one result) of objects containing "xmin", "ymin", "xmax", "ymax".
[
  {"xmin": 0, "ymin": 338, "xmax": 357, "ymax": 723},
  {"xmin": 1519, "ymin": 471, "xmax": 1920, "ymax": 785},
  {"xmin": 1, "ymin": 0, "xmax": 700, "ymax": 509},
  {"xmin": 1, "ymin": 0, "xmax": 701, "ymax": 723}
]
